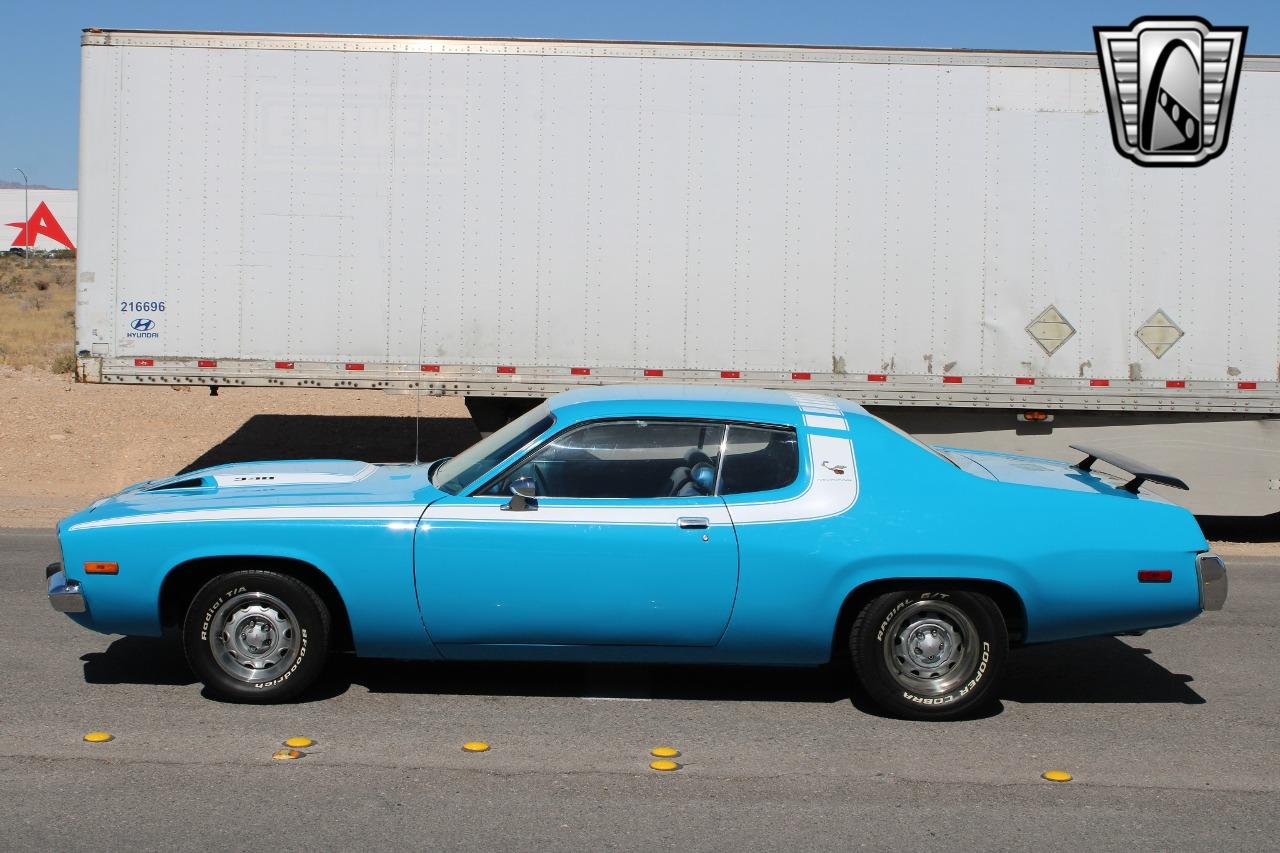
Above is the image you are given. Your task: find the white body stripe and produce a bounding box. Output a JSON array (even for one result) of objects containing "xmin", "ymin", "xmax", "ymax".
[
  {"xmin": 68, "ymin": 504, "xmax": 423, "ymax": 531},
  {"xmin": 423, "ymin": 502, "xmax": 734, "ymax": 527},
  {"xmin": 803, "ymin": 413, "xmax": 848, "ymax": 431}
]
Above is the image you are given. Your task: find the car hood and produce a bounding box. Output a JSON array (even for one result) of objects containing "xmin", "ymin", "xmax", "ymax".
[
  {"xmin": 936, "ymin": 447, "xmax": 1166, "ymax": 499},
  {"xmin": 60, "ymin": 459, "xmax": 444, "ymax": 530}
]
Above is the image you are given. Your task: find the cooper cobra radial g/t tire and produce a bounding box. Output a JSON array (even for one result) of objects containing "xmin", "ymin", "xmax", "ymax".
[
  {"xmin": 850, "ymin": 590, "xmax": 1007, "ymax": 720},
  {"xmin": 183, "ymin": 570, "xmax": 330, "ymax": 703}
]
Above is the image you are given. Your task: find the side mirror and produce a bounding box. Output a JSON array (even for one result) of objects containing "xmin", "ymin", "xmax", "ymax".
[{"xmin": 503, "ymin": 477, "xmax": 538, "ymax": 512}]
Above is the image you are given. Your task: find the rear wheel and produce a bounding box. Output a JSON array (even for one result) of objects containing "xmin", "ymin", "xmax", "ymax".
[
  {"xmin": 183, "ymin": 570, "xmax": 330, "ymax": 703},
  {"xmin": 849, "ymin": 589, "xmax": 1007, "ymax": 720}
]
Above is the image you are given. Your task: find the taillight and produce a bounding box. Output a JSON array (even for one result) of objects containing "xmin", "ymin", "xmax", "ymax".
[{"xmin": 1137, "ymin": 569, "xmax": 1172, "ymax": 583}]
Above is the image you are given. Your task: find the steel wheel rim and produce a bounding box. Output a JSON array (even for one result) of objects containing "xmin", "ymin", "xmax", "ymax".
[
  {"xmin": 208, "ymin": 591, "xmax": 299, "ymax": 684},
  {"xmin": 881, "ymin": 599, "xmax": 980, "ymax": 696}
]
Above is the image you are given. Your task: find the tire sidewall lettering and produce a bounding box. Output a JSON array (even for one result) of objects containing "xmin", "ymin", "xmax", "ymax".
[{"xmin": 199, "ymin": 585, "xmax": 247, "ymax": 642}]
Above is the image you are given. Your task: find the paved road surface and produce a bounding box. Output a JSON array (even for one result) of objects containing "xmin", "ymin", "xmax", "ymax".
[{"xmin": 1, "ymin": 529, "xmax": 1275, "ymax": 851}]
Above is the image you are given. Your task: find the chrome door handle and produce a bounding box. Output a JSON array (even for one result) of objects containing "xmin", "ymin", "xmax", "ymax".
[{"xmin": 677, "ymin": 516, "xmax": 710, "ymax": 530}]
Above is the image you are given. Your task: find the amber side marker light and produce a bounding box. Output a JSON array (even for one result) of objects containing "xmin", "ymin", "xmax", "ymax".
[
  {"xmin": 1137, "ymin": 570, "xmax": 1173, "ymax": 583},
  {"xmin": 84, "ymin": 562, "xmax": 119, "ymax": 575}
]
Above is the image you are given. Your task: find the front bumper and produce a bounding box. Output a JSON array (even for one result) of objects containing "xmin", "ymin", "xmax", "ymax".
[
  {"xmin": 46, "ymin": 562, "xmax": 86, "ymax": 614},
  {"xmin": 1196, "ymin": 553, "xmax": 1228, "ymax": 612}
]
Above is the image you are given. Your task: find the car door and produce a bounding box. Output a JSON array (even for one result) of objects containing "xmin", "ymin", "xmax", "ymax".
[{"xmin": 415, "ymin": 419, "xmax": 740, "ymax": 647}]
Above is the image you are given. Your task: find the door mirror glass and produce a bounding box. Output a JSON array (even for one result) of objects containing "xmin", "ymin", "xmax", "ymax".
[{"xmin": 503, "ymin": 476, "xmax": 538, "ymax": 512}]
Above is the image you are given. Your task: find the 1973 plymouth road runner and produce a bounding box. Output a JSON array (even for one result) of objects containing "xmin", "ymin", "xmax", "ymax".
[{"xmin": 47, "ymin": 386, "xmax": 1226, "ymax": 719}]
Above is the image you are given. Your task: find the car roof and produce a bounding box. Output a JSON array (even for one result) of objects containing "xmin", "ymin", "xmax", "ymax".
[{"xmin": 545, "ymin": 384, "xmax": 868, "ymax": 428}]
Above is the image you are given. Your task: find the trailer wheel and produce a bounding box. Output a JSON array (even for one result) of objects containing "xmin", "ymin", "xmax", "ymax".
[
  {"xmin": 849, "ymin": 590, "xmax": 1006, "ymax": 720},
  {"xmin": 183, "ymin": 570, "xmax": 330, "ymax": 703}
]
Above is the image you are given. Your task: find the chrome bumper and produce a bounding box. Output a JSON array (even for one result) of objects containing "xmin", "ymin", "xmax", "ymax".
[
  {"xmin": 46, "ymin": 562, "xmax": 86, "ymax": 614},
  {"xmin": 1196, "ymin": 553, "xmax": 1228, "ymax": 612}
]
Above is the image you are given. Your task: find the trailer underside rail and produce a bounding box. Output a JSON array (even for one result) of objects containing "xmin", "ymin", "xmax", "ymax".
[{"xmin": 80, "ymin": 357, "xmax": 1280, "ymax": 414}]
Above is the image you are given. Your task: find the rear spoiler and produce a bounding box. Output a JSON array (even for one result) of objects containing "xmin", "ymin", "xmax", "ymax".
[{"xmin": 1070, "ymin": 445, "xmax": 1189, "ymax": 494}]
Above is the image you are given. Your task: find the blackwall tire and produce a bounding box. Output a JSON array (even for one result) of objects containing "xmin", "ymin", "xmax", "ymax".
[
  {"xmin": 183, "ymin": 570, "xmax": 330, "ymax": 703},
  {"xmin": 850, "ymin": 589, "xmax": 1007, "ymax": 720}
]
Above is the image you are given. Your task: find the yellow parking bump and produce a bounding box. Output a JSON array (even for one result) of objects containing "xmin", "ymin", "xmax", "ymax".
[
  {"xmin": 649, "ymin": 746, "xmax": 680, "ymax": 758},
  {"xmin": 272, "ymin": 748, "xmax": 304, "ymax": 761},
  {"xmin": 82, "ymin": 731, "xmax": 113, "ymax": 743},
  {"xmin": 462, "ymin": 741, "xmax": 491, "ymax": 753},
  {"xmin": 283, "ymin": 737, "xmax": 315, "ymax": 749},
  {"xmin": 1041, "ymin": 770, "xmax": 1073, "ymax": 782},
  {"xmin": 649, "ymin": 759, "xmax": 680, "ymax": 772}
]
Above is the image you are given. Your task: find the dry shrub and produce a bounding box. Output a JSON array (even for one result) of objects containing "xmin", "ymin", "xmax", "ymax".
[{"xmin": 0, "ymin": 258, "xmax": 77, "ymax": 370}]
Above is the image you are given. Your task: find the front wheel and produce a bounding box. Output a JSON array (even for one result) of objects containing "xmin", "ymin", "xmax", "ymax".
[
  {"xmin": 849, "ymin": 590, "xmax": 1007, "ymax": 720},
  {"xmin": 183, "ymin": 570, "xmax": 330, "ymax": 703}
]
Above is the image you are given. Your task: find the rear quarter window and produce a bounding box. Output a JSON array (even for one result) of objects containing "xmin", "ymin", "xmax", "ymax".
[{"xmin": 718, "ymin": 425, "xmax": 799, "ymax": 495}]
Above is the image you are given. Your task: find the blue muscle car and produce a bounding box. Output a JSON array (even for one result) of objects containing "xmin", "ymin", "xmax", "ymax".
[{"xmin": 47, "ymin": 386, "xmax": 1226, "ymax": 719}]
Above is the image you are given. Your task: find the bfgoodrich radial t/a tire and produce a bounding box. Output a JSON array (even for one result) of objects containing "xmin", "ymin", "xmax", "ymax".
[
  {"xmin": 850, "ymin": 590, "xmax": 1007, "ymax": 720},
  {"xmin": 183, "ymin": 570, "xmax": 330, "ymax": 703}
]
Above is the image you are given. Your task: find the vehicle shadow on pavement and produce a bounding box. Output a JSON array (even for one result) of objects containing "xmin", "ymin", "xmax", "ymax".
[
  {"xmin": 81, "ymin": 635, "xmax": 197, "ymax": 687},
  {"xmin": 323, "ymin": 657, "xmax": 854, "ymax": 704},
  {"xmin": 179, "ymin": 414, "xmax": 479, "ymax": 472},
  {"xmin": 309, "ymin": 634, "xmax": 1202, "ymax": 713},
  {"xmin": 75, "ymin": 634, "xmax": 1202, "ymax": 711},
  {"xmin": 1002, "ymin": 636, "xmax": 1203, "ymax": 704}
]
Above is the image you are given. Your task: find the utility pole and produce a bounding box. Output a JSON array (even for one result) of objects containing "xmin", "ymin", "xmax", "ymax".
[{"xmin": 13, "ymin": 167, "xmax": 29, "ymax": 267}]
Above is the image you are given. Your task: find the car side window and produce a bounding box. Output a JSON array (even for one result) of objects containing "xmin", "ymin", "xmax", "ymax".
[
  {"xmin": 718, "ymin": 425, "xmax": 799, "ymax": 495},
  {"xmin": 489, "ymin": 420, "xmax": 727, "ymax": 499}
]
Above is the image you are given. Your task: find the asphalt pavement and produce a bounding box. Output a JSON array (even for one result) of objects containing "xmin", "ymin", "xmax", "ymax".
[{"xmin": 1, "ymin": 528, "xmax": 1276, "ymax": 851}]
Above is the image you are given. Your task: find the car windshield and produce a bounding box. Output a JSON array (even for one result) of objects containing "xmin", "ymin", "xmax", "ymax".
[{"xmin": 431, "ymin": 404, "xmax": 555, "ymax": 495}]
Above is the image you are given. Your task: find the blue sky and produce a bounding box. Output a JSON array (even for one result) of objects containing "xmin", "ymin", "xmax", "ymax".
[{"xmin": 3, "ymin": 0, "xmax": 1275, "ymax": 189}]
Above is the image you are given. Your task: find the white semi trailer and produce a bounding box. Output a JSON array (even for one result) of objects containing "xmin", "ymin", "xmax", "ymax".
[{"xmin": 75, "ymin": 29, "xmax": 1280, "ymax": 516}]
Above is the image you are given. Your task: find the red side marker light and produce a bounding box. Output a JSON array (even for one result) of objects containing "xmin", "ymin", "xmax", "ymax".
[
  {"xmin": 84, "ymin": 562, "xmax": 119, "ymax": 575},
  {"xmin": 720, "ymin": 370, "xmax": 741, "ymax": 379},
  {"xmin": 1090, "ymin": 379, "xmax": 1110, "ymax": 387},
  {"xmin": 420, "ymin": 364, "xmax": 439, "ymax": 372},
  {"xmin": 134, "ymin": 358, "xmax": 154, "ymax": 367},
  {"xmin": 1166, "ymin": 380, "xmax": 1186, "ymax": 389},
  {"xmin": 275, "ymin": 361, "xmax": 295, "ymax": 370},
  {"xmin": 197, "ymin": 360, "xmax": 216, "ymax": 368},
  {"xmin": 1238, "ymin": 381, "xmax": 1256, "ymax": 390},
  {"xmin": 1138, "ymin": 569, "xmax": 1173, "ymax": 583},
  {"xmin": 643, "ymin": 369, "xmax": 664, "ymax": 377},
  {"xmin": 344, "ymin": 363, "xmax": 364, "ymax": 371},
  {"xmin": 571, "ymin": 367, "xmax": 591, "ymax": 376},
  {"xmin": 496, "ymin": 366, "xmax": 516, "ymax": 374},
  {"xmin": 791, "ymin": 372, "xmax": 811, "ymax": 381},
  {"xmin": 943, "ymin": 375, "xmax": 963, "ymax": 384},
  {"xmin": 1016, "ymin": 377, "xmax": 1035, "ymax": 385},
  {"xmin": 867, "ymin": 374, "xmax": 887, "ymax": 382}
]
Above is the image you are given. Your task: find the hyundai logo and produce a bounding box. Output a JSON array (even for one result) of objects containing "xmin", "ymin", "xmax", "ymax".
[{"xmin": 131, "ymin": 318, "xmax": 155, "ymax": 332}]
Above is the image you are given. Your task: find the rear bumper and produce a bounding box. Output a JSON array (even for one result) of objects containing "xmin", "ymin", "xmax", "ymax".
[
  {"xmin": 46, "ymin": 562, "xmax": 86, "ymax": 614},
  {"xmin": 1196, "ymin": 553, "xmax": 1228, "ymax": 611}
]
